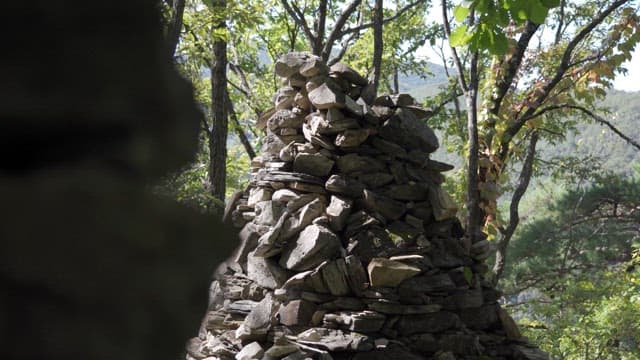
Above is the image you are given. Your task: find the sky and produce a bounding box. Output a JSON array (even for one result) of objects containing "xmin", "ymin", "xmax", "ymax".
[{"xmin": 613, "ymin": 47, "xmax": 640, "ymax": 91}]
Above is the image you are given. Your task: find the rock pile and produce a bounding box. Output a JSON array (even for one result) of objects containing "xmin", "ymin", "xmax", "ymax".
[{"xmin": 189, "ymin": 52, "xmax": 548, "ymax": 360}]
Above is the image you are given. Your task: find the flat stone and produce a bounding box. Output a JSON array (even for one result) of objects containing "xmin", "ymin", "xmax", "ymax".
[
  {"xmin": 319, "ymin": 297, "xmax": 365, "ymax": 311},
  {"xmin": 300, "ymin": 56, "xmax": 329, "ymax": 77},
  {"xmin": 289, "ymin": 181, "xmax": 326, "ymax": 193},
  {"xmin": 367, "ymin": 302, "xmax": 442, "ymax": 315},
  {"xmin": 265, "ymin": 343, "xmax": 300, "ymax": 358},
  {"xmin": 387, "ymin": 220, "xmax": 422, "ymax": 245},
  {"xmin": 326, "ymin": 195, "xmax": 353, "ymax": 232},
  {"xmin": 357, "ymin": 172, "xmax": 394, "ymax": 188},
  {"xmin": 371, "ymin": 137, "xmax": 408, "ymax": 158},
  {"xmin": 237, "ymin": 293, "xmax": 276, "ymax": 341},
  {"xmin": 275, "ymin": 51, "xmax": 318, "ymax": 78},
  {"xmin": 396, "ymin": 311, "xmax": 461, "ymax": 335},
  {"xmin": 349, "ymin": 311, "xmax": 387, "ymax": 333},
  {"xmin": 268, "ymin": 109, "xmax": 305, "ymax": 131},
  {"xmin": 362, "ymin": 190, "xmax": 406, "ymax": 220},
  {"xmin": 325, "ymin": 174, "xmax": 365, "ymax": 197},
  {"xmin": 389, "ymin": 162, "xmax": 409, "ymax": 184},
  {"xmin": 335, "ymin": 129, "xmax": 370, "ymax": 147},
  {"xmin": 379, "ymin": 108, "xmax": 439, "ymax": 153},
  {"xmin": 321, "ymin": 258, "xmax": 351, "ymax": 296},
  {"xmin": 302, "ymin": 122, "xmax": 335, "ymax": 150},
  {"xmin": 308, "ymin": 82, "xmax": 346, "ymax": 109},
  {"xmin": 235, "ymin": 341, "xmax": 264, "ymax": 360},
  {"xmin": 247, "ymin": 187, "xmax": 272, "ymax": 207},
  {"xmin": 279, "ymin": 299, "xmax": 318, "ymax": 326},
  {"xmin": 398, "ymin": 273, "xmax": 456, "ymax": 297},
  {"xmin": 293, "ymin": 152, "xmax": 334, "ymax": 177},
  {"xmin": 228, "ymin": 300, "xmax": 259, "ymax": 315},
  {"xmin": 294, "ymin": 91, "xmax": 312, "ymax": 111},
  {"xmin": 272, "ymin": 189, "xmax": 300, "ymax": 202},
  {"xmin": 279, "ymin": 224, "xmax": 341, "ymax": 271},
  {"xmin": 330, "ymin": 62, "xmax": 368, "ymax": 86},
  {"xmin": 383, "ymin": 183, "xmax": 430, "ymax": 201},
  {"xmin": 403, "ymin": 104, "xmax": 433, "ymax": 120},
  {"xmin": 295, "ymin": 328, "xmax": 372, "ymax": 352},
  {"xmin": 351, "ymin": 346, "xmax": 425, "ymax": 360},
  {"xmin": 367, "ymin": 257, "xmax": 422, "ymax": 287},
  {"xmin": 274, "ymin": 86, "xmax": 296, "ymax": 110},
  {"xmin": 260, "ymin": 170, "xmax": 324, "ymax": 185},
  {"xmin": 444, "ymin": 288, "xmax": 485, "ymax": 310},
  {"xmin": 246, "ymin": 250, "xmax": 292, "ymax": 290},
  {"xmin": 336, "ymin": 153, "xmax": 386, "ymax": 174},
  {"xmin": 280, "ymin": 198, "xmax": 326, "ymax": 240},
  {"xmin": 254, "ymin": 200, "xmax": 285, "ymax": 226}
]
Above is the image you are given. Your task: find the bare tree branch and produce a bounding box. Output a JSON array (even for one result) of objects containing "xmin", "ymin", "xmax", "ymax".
[
  {"xmin": 339, "ymin": 0, "xmax": 425, "ymax": 37},
  {"xmin": 226, "ymin": 93, "xmax": 256, "ymax": 159},
  {"xmin": 500, "ymin": 0, "xmax": 630, "ymax": 160},
  {"xmin": 442, "ymin": 0, "xmax": 468, "ymax": 92},
  {"xmin": 493, "ymin": 132, "xmax": 539, "ymax": 284},
  {"xmin": 322, "ymin": 0, "xmax": 362, "ymax": 61},
  {"xmin": 280, "ymin": 0, "xmax": 316, "ymax": 50}
]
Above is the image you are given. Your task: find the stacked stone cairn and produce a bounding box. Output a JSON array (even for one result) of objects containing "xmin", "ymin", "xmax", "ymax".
[{"xmin": 189, "ymin": 52, "xmax": 548, "ymax": 360}]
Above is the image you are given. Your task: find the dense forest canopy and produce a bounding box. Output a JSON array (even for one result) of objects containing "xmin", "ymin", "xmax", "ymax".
[{"xmin": 157, "ymin": 0, "xmax": 640, "ymax": 357}]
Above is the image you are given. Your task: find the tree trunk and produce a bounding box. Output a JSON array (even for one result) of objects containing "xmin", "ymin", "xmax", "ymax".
[
  {"xmin": 465, "ymin": 52, "xmax": 481, "ymax": 242},
  {"xmin": 209, "ymin": 0, "xmax": 228, "ymax": 203},
  {"xmin": 370, "ymin": 0, "xmax": 383, "ymax": 96},
  {"xmin": 165, "ymin": 0, "xmax": 186, "ymax": 57}
]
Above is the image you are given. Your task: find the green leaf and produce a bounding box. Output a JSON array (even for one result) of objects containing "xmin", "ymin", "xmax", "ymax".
[
  {"xmin": 453, "ymin": 5, "xmax": 471, "ymax": 22},
  {"xmin": 463, "ymin": 267, "xmax": 474, "ymax": 285},
  {"xmin": 540, "ymin": 0, "xmax": 561, "ymax": 8},
  {"xmin": 527, "ymin": 1, "xmax": 550, "ymax": 24},
  {"xmin": 450, "ymin": 25, "xmax": 471, "ymax": 47}
]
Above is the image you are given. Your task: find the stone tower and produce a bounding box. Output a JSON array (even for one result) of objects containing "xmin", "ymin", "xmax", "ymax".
[{"xmin": 188, "ymin": 52, "xmax": 548, "ymax": 360}]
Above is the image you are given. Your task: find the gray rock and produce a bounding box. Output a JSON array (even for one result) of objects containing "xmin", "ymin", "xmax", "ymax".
[
  {"xmin": 367, "ymin": 257, "xmax": 422, "ymax": 287},
  {"xmin": 335, "ymin": 129, "xmax": 370, "ymax": 147},
  {"xmin": 279, "ymin": 299, "xmax": 318, "ymax": 326},
  {"xmin": 228, "ymin": 300, "xmax": 259, "ymax": 315},
  {"xmin": 357, "ymin": 172, "xmax": 395, "ymax": 188},
  {"xmin": 379, "ymin": 108, "xmax": 439, "ymax": 153},
  {"xmin": 235, "ymin": 341, "xmax": 264, "ymax": 360},
  {"xmin": 268, "ymin": 109, "xmax": 305, "ymax": 131},
  {"xmin": 325, "ymin": 174, "xmax": 365, "ymax": 197},
  {"xmin": 237, "ymin": 292, "xmax": 277, "ymax": 341},
  {"xmin": 326, "ymin": 195, "xmax": 353, "ymax": 232},
  {"xmin": 233, "ymin": 222, "xmax": 261, "ymax": 270},
  {"xmin": 383, "ymin": 183, "xmax": 430, "ymax": 201},
  {"xmin": 438, "ymin": 334, "xmax": 483, "ymax": 356},
  {"xmin": 246, "ymin": 250, "xmax": 292, "ymax": 290},
  {"xmin": 265, "ymin": 343, "xmax": 300, "ymax": 358},
  {"xmin": 275, "ymin": 52, "xmax": 318, "ymax": 78},
  {"xmin": 293, "ymin": 152, "xmax": 335, "ymax": 177},
  {"xmin": 321, "ymin": 258, "xmax": 351, "ymax": 296},
  {"xmin": 272, "ymin": 189, "xmax": 300, "ymax": 202},
  {"xmin": 459, "ymin": 304, "xmax": 500, "ymax": 330},
  {"xmin": 302, "ymin": 122, "xmax": 335, "ymax": 150},
  {"xmin": 280, "ymin": 198, "xmax": 326, "ymax": 240},
  {"xmin": 429, "ymin": 187, "xmax": 458, "ymax": 221},
  {"xmin": 254, "ymin": 200, "xmax": 285, "ymax": 226},
  {"xmin": 319, "ymin": 297, "xmax": 365, "ymax": 311},
  {"xmin": 336, "ymin": 153, "xmax": 386, "ymax": 174},
  {"xmin": 396, "ymin": 311, "xmax": 461, "ymax": 335},
  {"xmin": 300, "ymin": 56, "xmax": 329, "ymax": 77},
  {"xmin": 274, "ymin": 86, "xmax": 297, "ymax": 110},
  {"xmin": 329, "ymin": 62, "xmax": 368, "ymax": 86},
  {"xmin": 247, "ymin": 187, "xmax": 273, "ymax": 207},
  {"xmin": 279, "ymin": 224, "xmax": 341, "ymax": 271},
  {"xmin": 398, "ymin": 273, "xmax": 456, "ymax": 297},
  {"xmin": 371, "ymin": 137, "xmax": 408, "ymax": 158},
  {"xmin": 362, "ymin": 190, "xmax": 406, "ymax": 220},
  {"xmin": 344, "ymin": 255, "xmax": 368, "ymax": 296},
  {"xmin": 308, "ymin": 83, "xmax": 346, "ymax": 109},
  {"xmin": 444, "ymin": 289, "xmax": 484, "ymax": 310},
  {"xmin": 296, "ymin": 328, "xmax": 372, "ymax": 352},
  {"xmin": 347, "ymin": 226, "xmax": 394, "ymax": 262},
  {"xmin": 367, "ymin": 302, "xmax": 442, "ymax": 315}
]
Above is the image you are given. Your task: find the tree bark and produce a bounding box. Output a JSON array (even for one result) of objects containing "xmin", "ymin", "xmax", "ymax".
[
  {"xmin": 492, "ymin": 132, "xmax": 539, "ymax": 285},
  {"xmin": 370, "ymin": 0, "xmax": 383, "ymax": 96},
  {"xmin": 209, "ymin": 0, "xmax": 228, "ymax": 203},
  {"xmin": 465, "ymin": 51, "xmax": 482, "ymax": 242},
  {"xmin": 165, "ymin": 0, "xmax": 186, "ymax": 57}
]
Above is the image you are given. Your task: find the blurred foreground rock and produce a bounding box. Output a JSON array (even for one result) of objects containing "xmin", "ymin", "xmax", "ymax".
[{"xmin": 0, "ymin": 1, "xmax": 234, "ymax": 360}]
